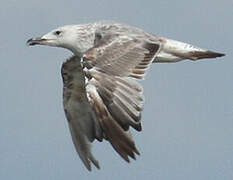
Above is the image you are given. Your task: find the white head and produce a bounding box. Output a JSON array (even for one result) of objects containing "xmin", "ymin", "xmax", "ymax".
[{"xmin": 27, "ymin": 24, "xmax": 96, "ymax": 56}]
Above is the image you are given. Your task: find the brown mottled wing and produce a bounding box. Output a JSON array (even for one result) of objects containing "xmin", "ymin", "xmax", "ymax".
[
  {"xmin": 83, "ymin": 34, "xmax": 160, "ymax": 162},
  {"xmin": 85, "ymin": 75, "xmax": 141, "ymax": 162},
  {"xmin": 83, "ymin": 34, "xmax": 160, "ymax": 79},
  {"xmin": 61, "ymin": 56, "xmax": 103, "ymax": 171}
]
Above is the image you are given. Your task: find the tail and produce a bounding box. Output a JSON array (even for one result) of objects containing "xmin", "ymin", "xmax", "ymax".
[{"xmin": 154, "ymin": 38, "xmax": 225, "ymax": 63}]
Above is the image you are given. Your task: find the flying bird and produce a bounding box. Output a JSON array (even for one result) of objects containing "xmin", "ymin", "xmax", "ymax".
[{"xmin": 27, "ymin": 21, "xmax": 225, "ymax": 171}]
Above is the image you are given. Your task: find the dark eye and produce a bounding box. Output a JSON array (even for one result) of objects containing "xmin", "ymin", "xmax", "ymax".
[{"xmin": 54, "ymin": 31, "xmax": 62, "ymax": 36}]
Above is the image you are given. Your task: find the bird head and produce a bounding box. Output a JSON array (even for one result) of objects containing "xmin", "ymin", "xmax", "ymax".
[{"xmin": 27, "ymin": 24, "xmax": 95, "ymax": 56}]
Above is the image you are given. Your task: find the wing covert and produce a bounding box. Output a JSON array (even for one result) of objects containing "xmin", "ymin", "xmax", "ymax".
[{"xmin": 83, "ymin": 33, "xmax": 161, "ymax": 79}]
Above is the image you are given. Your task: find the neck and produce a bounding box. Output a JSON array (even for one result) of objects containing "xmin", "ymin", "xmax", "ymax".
[{"xmin": 69, "ymin": 47, "xmax": 83, "ymax": 58}]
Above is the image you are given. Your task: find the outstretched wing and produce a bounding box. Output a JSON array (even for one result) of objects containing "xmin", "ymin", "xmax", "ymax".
[
  {"xmin": 61, "ymin": 56, "xmax": 103, "ymax": 171},
  {"xmin": 61, "ymin": 33, "xmax": 161, "ymax": 170},
  {"xmin": 83, "ymin": 33, "xmax": 161, "ymax": 162}
]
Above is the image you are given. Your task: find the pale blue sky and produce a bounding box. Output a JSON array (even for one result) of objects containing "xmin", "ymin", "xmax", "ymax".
[{"xmin": 0, "ymin": 0, "xmax": 232, "ymax": 179}]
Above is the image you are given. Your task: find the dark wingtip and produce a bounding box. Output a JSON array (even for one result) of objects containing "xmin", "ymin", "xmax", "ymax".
[
  {"xmin": 208, "ymin": 51, "xmax": 225, "ymax": 58},
  {"xmin": 189, "ymin": 51, "xmax": 226, "ymax": 60},
  {"xmin": 218, "ymin": 52, "xmax": 226, "ymax": 57}
]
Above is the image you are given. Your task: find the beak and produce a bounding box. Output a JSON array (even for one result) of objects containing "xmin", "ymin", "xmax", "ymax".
[{"xmin": 26, "ymin": 37, "xmax": 47, "ymax": 46}]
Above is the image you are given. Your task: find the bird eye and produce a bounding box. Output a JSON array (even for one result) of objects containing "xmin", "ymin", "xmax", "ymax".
[{"xmin": 54, "ymin": 31, "xmax": 62, "ymax": 36}]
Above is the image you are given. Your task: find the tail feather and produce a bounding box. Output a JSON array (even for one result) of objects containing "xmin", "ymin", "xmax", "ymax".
[
  {"xmin": 171, "ymin": 50, "xmax": 225, "ymax": 60},
  {"xmin": 155, "ymin": 38, "xmax": 225, "ymax": 62},
  {"xmin": 185, "ymin": 50, "xmax": 225, "ymax": 60}
]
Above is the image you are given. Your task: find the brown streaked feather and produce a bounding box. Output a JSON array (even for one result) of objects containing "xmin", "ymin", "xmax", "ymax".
[
  {"xmin": 86, "ymin": 80, "xmax": 140, "ymax": 161},
  {"xmin": 187, "ymin": 50, "xmax": 225, "ymax": 60},
  {"xmin": 169, "ymin": 50, "xmax": 225, "ymax": 61},
  {"xmin": 88, "ymin": 70, "xmax": 143, "ymax": 131},
  {"xmin": 83, "ymin": 34, "xmax": 160, "ymax": 79}
]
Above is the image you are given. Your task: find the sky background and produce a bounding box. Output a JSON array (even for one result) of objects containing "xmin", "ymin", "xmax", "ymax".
[{"xmin": 0, "ymin": 0, "xmax": 233, "ymax": 179}]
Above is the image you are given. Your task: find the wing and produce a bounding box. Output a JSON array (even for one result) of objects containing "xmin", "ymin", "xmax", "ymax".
[
  {"xmin": 83, "ymin": 33, "xmax": 160, "ymax": 79},
  {"xmin": 61, "ymin": 56, "xmax": 103, "ymax": 171},
  {"xmin": 83, "ymin": 33, "xmax": 161, "ymax": 162}
]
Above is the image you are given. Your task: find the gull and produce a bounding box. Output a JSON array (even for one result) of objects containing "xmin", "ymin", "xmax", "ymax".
[{"xmin": 27, "ymin": 20, "xmax": 225, "ymax": 171}]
